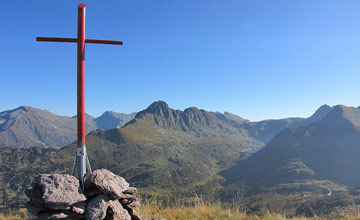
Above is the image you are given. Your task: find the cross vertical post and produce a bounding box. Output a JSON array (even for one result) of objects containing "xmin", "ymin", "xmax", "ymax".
[
  {"xmin": 76, "ymin": 4, "xmax": 87, "ymax": 191},
  {"xmin": 36, "ymin": 3, "xmax": 123, "ymax": 191}
]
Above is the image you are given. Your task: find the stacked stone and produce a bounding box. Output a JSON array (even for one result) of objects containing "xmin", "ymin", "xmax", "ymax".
[
  {"xmin": 84, "ymin": 169, "xmax": 141, "ymax": 220},
  {"xmin": 25, "ymin": 169, "xmax": 141, "ymax": 220}
]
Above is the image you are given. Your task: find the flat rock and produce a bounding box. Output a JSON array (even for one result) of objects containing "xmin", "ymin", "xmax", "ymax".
[
  {"xmin": 86, "ymin": 194, "xmax": 110, "ymax": 220},
  {"xmin": 87, "ymin": 169, "xmax": 130, "ymax": 199},
  {"xmin": 32, "ymin": 174, "xmax": 86, "ymax": 210}
]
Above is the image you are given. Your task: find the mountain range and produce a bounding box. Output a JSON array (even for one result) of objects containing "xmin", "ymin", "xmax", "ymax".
[
  {"xmin": 0, "ymin": 106, "xmax": 136, "ymax": 149},
  {"xmin": 222, "ymin": 105, "xmax": 360, "ymax": 192},
  {"xmin": 0, "ymin": 102, "xmax": 331, "ymax": 149},
  {"xmin": 240, "ymin": 104, "xmax": 333, "ymax": 144},
  {"xmin": 0, "ymin": 101, "xmax": 342, "ymax": 209}
]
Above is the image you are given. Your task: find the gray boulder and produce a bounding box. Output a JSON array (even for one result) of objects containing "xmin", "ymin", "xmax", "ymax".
[
  {"xmin": 28, "ymin": 174, "xmax": 86, "ymax": 210},
  {"xmin": 86, "ymin": 169, "xmax": 130, "ymax": 199}
]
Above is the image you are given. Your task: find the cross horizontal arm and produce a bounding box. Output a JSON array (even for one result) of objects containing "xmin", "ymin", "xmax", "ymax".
[
  {"xmin": 36, "ymin": 37, "xmax": 77, "ymax": 43},
  {"xmin": 85, "ymin": 39, "xmax": 123, "ymax": 45},
  {"xmin": 36, "ymin": 37, "xmax": 123, "ymax": 45}
]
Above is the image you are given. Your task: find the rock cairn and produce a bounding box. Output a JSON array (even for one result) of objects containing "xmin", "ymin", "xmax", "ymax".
[{"xmin": 25, "ymin": 169, "xmax": 141, "ymax": 220}]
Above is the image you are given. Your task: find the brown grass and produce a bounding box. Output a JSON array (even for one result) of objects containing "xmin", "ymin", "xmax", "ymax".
[
  {"xmin": 136, "ymin": 198, "xmax": 330, "ymax": 220},
  {"xmin": 1, "ymin": 203, "xmax": 360, "ymax": 220},
  {"xmin": 136, "ymin": 198, "xmax": 360, "ymax": 220},
  {"xmin": 137, "ymin": 199, "xmax": 246, "ymax": 220},
  {"xmin": 0, "ymin": 208, "xmax": 30, "ymax": 220}
]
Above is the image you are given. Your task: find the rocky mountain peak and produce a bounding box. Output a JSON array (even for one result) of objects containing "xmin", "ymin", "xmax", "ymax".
[
  {"xmin": 324, "ymin": 105, "xmax": 348, "ymax": 121},
  {"xmin": 148, "ymin": 100, "xmax": 170, "ymax": 110},
  {"xmin": 305, "ymin": 104, "xmax": 332, "ymax": 124},
  {"xmin": 4, "ymin": 106, "xmax": 38, "ymax": 117},
  {"xmin": 0, "ymin": 106, "xmax": 42, "ymax": 131},
  {"xmin": 0, "ymin": 107, "xmax": 97, "ymax": 149},
  {"xmin": 101, "ymin": 111, "xmax": 119, "ymax": 117},
  {"xmin": 129, "ymin": 102, "xmax": 242, "ymax": 137},
  {"xmin": 313, "ymin": 104, "xmax": 332, "ymax": 116},
  {"xmin": 95, "ymin": 111, "xmax": 136, "ymax": 130},
  {"xmin": 15, "ymin": 106, "xmax": 32, "ymax": 112},
  {"xmin": 329, "ymin": 105, "xmax": 360, "ymax": 127},
  {"xmin": 182, "ymin": 107, "xmax": 217, "ymax": 126},
  {"xmin": 183, "ymin": 106, "xmax": 203, "ymax": 115},
  {"xmin": 302, "ymin": 105, "xmax": 360, "ymax": 130},
  {"xmin": 135, "ymin": 101, "xmax": 174, "ymax": 119}
]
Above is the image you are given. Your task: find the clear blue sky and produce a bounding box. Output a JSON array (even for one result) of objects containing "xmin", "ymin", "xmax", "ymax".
[{"xmin": 1, "ymin": 0, "xmax": 359, "ymax": 121}]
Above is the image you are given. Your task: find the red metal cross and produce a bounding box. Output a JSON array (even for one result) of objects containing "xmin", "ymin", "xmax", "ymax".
[{"xmin": 36, "ymin": 4, "xmax": 123, "ymax": 190}]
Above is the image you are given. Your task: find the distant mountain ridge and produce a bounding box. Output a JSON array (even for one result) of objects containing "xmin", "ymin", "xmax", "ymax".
[
  {"xmin": 0, "ymin": 106, "xmax": 136, "ymax": 149},
  {"xmin": 241, "ymin": 104, "xmax": 332, "ymax": 143},
  {"xmin": 94, "ymin": 111, "xmax": 137, "ymax": 130},
  {"xmin": 0, "ymin": 102, "xmax": 334, "ymax": 149},
  {"xmin": 222, "ymin": 105, "xmax": 360, "ymax": 190},
  {"xmin": 212, "ymin": 111, "xmax": 249, "ymax": 125}
]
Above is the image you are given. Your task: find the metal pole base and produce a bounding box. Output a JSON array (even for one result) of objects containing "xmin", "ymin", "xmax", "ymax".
[{"xmin": 71, "ymin": 145, "xmax": 92, "ymax": 192}]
